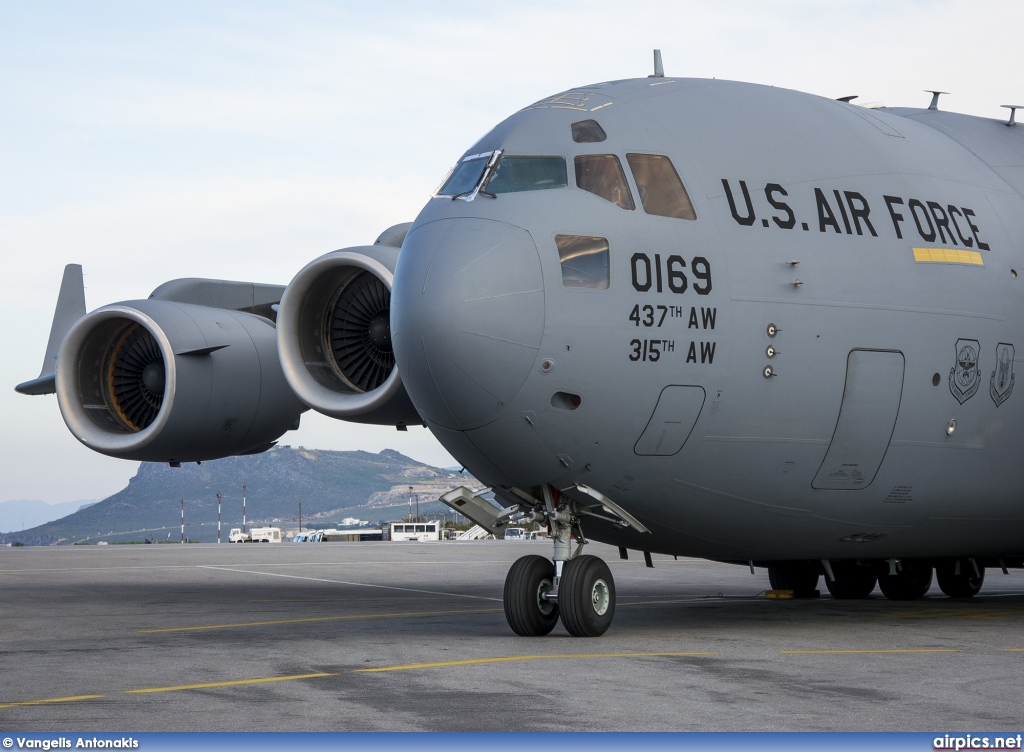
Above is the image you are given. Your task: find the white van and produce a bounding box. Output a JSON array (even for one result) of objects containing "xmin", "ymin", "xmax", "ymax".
[{"xmin": 503, "ymin": 528, "xmax": 526, "ymax": 541}]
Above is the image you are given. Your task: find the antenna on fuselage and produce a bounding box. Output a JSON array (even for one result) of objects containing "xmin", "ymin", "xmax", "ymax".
[
  {"xmin": 1002, "ymin": 105, "xmax": 1023, "ymax": 126},
  {"xmin": 650, "ymin": 49, "xmax": 664, "ymax": 78},
  {"xmin": 926, "ymin": 90, "xmax": 949, "ymax": 110}
]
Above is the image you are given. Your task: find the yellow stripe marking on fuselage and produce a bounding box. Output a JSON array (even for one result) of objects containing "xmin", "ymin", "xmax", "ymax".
[
  {"xmin": 913, "ymin": 247, "xmax": 984, "ymax": 266},
  {"xmin": 354, "ymin": 651, "xmax": 719, "ymax": 673}
]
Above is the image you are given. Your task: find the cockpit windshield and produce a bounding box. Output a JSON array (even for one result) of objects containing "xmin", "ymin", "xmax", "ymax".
[
  {"xmin": 484, "ymin": 157, "xmax": 567, "ymax": 194},
  {"xmin": 436, "ymin": 152, "xmax": 565, "ymax": 200},
  {"xmin": 436, "ymin": 152, "xmax": 496, "ymax": 198}
]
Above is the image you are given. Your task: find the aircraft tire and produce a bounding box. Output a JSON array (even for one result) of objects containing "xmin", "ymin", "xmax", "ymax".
[
  {"xmin": 559, "ymin": 555, "xmax": 615, "ymax": 637},
  {"xmin": 503, "ymin": 555, "xmax": 559, "ymax": 637},
  {"xmin": 824, "ymin": 562, "xmax": 877, "ymax": 599},
  {"xmin": 878, "ymin": 561, "xmax": 933, "ymax": 600},
  {"xmin": 936, "ymin": 561, "xmax": 984, "ymax": 598},
  {"xmin": 768, "ymin": 563, "xmax": 820, "ymax": 597}
]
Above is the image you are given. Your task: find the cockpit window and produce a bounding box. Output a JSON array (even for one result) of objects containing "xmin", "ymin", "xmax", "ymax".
[
  {"xmin": 484, "ymin": 157, "xmax": 567, "ymax": 194},
  {"xmin": 571, "ymin": 120, "xmax": 607, "ymax": 143},
  {"xmin": 436, "ymin": 152, "xmax": 495, "ymax": 198},
  {"xmin": 626, "ymin": 153, "xmax": 697, "ymax": 220},
  {"xmin": 555, "ymin": 235, "xmax": 610, "ymax": 290},
  {"xmin": 575, "ymin": 155, "xmax": 634, "ymax": 210}
]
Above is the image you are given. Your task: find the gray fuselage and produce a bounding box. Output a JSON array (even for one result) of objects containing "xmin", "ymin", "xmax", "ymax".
[{"xmin": 391, "ymin": 77, "xmax": 1024, "ymax": 563}]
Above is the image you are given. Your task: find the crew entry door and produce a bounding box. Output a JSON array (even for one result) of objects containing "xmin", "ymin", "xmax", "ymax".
[{"xmin": 812, "ymin": 350, "xmax": 905, "ymax": 490}]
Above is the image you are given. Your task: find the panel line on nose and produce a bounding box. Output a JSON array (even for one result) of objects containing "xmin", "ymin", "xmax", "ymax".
[
  {"xmin": 461, "ymin": 330, "xmax": 543, "ymax": 350},
  {"xmin": 420, "ymin": 221, "xmax": 454, "ymax": 296},
  {"xmin": 420, "ymin": 336, "xmax": 460, "ymax": 427},
  {"xmin": 447, "ymin": 357, "xmax": 505, "ymax": 402},
  {"xmin": 463, "ymin": 288, "xmax": 544, "ymax": 303},
  {"xmin": 452, "ymin": 237, "xmax": 511, "ymax": 279}
]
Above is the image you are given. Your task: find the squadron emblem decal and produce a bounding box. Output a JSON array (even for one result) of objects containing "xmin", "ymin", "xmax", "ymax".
[
  {"xmin": 990, "ymin": 343, "xmax": 1015, "ymax": 407},
  {"xmin": 949, "ymin": 338, "xmax": 981, "ymax": 404}
]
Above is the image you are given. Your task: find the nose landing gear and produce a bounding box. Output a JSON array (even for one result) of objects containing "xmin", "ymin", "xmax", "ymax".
[{"xmin": 502, "ymin": 486, "xmax": 619, "ymax": 637}]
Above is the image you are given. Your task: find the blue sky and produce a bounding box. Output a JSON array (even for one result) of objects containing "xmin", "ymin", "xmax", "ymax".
[{"xmin": 2, "ymin": 0, "xmax": 1021, "ymax": 503}]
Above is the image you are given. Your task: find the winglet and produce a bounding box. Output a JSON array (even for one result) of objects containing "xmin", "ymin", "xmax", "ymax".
[{"xmin": 15, "ymin": 264, "xmax": 86, "ymax": 395}]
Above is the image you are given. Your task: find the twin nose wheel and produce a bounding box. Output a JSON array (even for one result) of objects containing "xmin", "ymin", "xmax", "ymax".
[{"xmin": 503, "ymin": 554, "xmax": 616, "ymax": 637}]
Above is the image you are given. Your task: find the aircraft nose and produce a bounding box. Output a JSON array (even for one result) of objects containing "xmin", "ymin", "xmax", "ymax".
[{"xmin": 392, "ymin": 217, "xmax": 545, "ymax": 431}]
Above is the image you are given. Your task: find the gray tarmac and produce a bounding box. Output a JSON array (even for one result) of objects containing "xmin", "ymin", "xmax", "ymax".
[{"xmin": 1, "ymin": 540, "xmax": 1023, "ymax": 731}]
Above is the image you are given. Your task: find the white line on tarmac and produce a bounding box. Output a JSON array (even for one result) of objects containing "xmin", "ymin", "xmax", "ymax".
[
  {"xmin": 0, "ymin": 560, "xmax": 519, "ymax": 574},
  {"xmin": 196, "ymin": 565, "xmax": 503, "ymax": 602}
]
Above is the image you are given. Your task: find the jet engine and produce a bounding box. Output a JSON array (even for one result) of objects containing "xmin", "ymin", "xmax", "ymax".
[
  {"xmin": 276, "ymin": 224, "xmax": 419, "ymax": 427},
  {"xmin": 55, "ymin": 299, "xmax": 306, "ymax": 463}
]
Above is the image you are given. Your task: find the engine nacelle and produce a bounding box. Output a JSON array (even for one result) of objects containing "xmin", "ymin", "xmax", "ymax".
[
  {"xmin": 55, "ymin": 300, "xmax": 306, "ymax": 463},
  {"xmin": 277, "ymin": 237, "xmax": 419, "ymax": 427}
]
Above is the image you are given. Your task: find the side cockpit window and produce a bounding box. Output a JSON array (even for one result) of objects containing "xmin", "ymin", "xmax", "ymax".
[
  {"xmin": 485, "ymin": 157, "xmax": 567, "ymax": 194},
  {"xmin": 555, "ymin": 235, "xmax": 610, "ymax": 290},
  {"xmin": 575, "ymin": 155, "xmax": 634, "ymax": 210},
  {"xmin": 626, "ymin": 153, "xmax": 696, "ymax": 220}
]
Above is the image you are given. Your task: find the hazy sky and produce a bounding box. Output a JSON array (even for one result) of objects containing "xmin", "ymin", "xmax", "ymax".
[{"xmin": 2, "ymin": 0, "xmax": 1021, "ymax": 503}]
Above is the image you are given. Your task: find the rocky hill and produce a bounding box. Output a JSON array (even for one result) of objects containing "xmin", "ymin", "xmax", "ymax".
[{"xmin": 1, "ymin": 446, "xmax": 475, "ymax": 545}]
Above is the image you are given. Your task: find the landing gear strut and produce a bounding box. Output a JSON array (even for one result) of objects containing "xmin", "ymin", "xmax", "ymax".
[{"xmin": 502, "ymin": 486, "xmax": 617, "ymax": 637}]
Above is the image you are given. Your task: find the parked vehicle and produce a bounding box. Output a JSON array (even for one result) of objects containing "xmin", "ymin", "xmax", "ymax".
[
  {"xmin": 391, "ymin": 521, "xmax": 442, "ymax": 541},
  {"xmin": 248, "ymin": 526, "xmax": 282, "ymax": 543}
]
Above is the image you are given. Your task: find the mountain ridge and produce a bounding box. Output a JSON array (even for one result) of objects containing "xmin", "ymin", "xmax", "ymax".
[{"xmin": 1, "ymin": 446, "xmax": 472, "ymax": 545}]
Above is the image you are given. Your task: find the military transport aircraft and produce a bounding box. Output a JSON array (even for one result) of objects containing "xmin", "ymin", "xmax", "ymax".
[{"xmin": 18, "ymin": 53, "xmax": 1024, "ymax": 637}]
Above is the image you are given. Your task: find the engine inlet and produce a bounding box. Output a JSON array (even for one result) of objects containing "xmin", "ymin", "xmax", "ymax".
[{"xmin": 326, "ymin": 271, "xmax": 394, "ymax": 393}]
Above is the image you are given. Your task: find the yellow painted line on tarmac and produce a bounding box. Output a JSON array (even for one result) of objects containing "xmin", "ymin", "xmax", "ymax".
[
  {"xmin": 0, "ymin": 694, "xmax": 106, "ymax": 709},
  {"xmin": 355, "ymin": 651, "xmax": 719, "ymax": 673},
  {"xmin": 138, "ymin": 607, "xmax": 502, "ymax": 633},
  {"xmin": 123, "ymin": 672, "xmax": 337, "ymax": 694},
  {"xmin": 1001, "ymin": 648, "xmax": 1024, "ymax": 652},
  {"xmin": 782, "ymin": 649, "xmax": 962, "ymax": 655}
]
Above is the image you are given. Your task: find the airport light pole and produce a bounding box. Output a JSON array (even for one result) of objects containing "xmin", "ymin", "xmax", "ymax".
[
  {"xmin": 217, "ymin": 493, "xmax": 222, "ymax": 543},
  {"xmin": 298, "ymin": 502, "xmax": 302, "ymax": 533},
  {"xmin": 180, "ymin": 499, "xmax": 184, "ymax": 544},
  {"xmin": 242, "ymin": 484, "xmax": 247, "ymax": 534}
]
